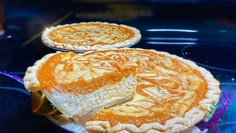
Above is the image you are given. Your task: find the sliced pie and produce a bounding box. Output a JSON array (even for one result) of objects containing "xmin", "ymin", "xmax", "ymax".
[
  {"xmin": 23, "ymin": 48, "xmax": 220, "ymax": 133},
  {"xmin": 41, "ymin": 22, "xmax": 141, "ymax": 52},
  {"xmin": 23, "ymin": 51, "xmax": 137, "ymax": 117}
]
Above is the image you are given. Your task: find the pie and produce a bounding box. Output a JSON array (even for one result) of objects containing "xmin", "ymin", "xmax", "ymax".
[
  {"xmin": 23, "ymin": 48, "xmax": 220, "ymax": 133},
  {"xmin": 41, "ymin": 22, "xmax": 141, "ymax": 52},
  {"xmin": 23, "ymin": 51, "xmax": 137, "ymax": 117}
]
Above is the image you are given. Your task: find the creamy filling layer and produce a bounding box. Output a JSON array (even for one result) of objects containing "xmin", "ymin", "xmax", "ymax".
[{"xmin": 43, "ymin": 74, "xmax": 136, "ymax": 118}]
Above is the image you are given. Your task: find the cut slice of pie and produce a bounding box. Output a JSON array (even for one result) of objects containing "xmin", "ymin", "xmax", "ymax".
[
  {"xmin": 23, "ymin": 51, "xmax": 137, "ymax": 117},
  {"xmin": 23, "ymin": 48, "xmax": 220, "ymax": 133},
  {"xmin": 41, "ymin": 22, "xmax": 141, "ymax": 52}
]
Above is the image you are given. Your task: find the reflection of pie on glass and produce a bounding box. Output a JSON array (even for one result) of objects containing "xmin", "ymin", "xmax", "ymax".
[
  {"xmin": 41, "ymin": 22, "xmax": 141, "ymax": 52},
  {"xmin": 23, "ymin": 48, "xmax": 220, "ymax": 132}
]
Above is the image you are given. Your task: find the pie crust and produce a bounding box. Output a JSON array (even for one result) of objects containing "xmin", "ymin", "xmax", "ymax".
[
  {"xmin": 41, "ymin": 22, "xmax": 141, "ymax": 52},
  {"xmin": 23, "ymin": 48, "xmax": 220, "ymax": 133}
]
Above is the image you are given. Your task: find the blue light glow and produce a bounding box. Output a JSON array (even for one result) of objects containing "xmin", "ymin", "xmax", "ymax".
[
  {"xmin": 0, "ymin": 86, "xmax": 29, "ymax": 95},
  {"xmin": 147, "ymin": 41, "xmax": 196, "ymax": 45},
  {"xmin": 146, "ymin": 37, "xmax": 198, "ymax": 41},
  {"xmin": 146, "ymin": 29, "xmax": 198, "ymax": 33},
  {"xmin": 0, "ymin": 70, "xmax": 23, "ymax": 84}
]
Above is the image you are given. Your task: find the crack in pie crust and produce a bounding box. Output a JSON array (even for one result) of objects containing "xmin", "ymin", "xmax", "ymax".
[
  {"xmin": 23, "ymin": 48, "xmax": 220, "ymax": 133},
  {"xmin": 42, "ymin": 22, "xmax": 141, "ymax": 52}
]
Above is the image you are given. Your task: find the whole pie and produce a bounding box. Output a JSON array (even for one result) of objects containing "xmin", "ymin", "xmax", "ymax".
[
  {"xmin": 23, "ymin": 48, "xmax": 220, "ymax": 133},
  {"xmin": 41, "ymin": 22, "xmax": 141, "ymax": 52}
]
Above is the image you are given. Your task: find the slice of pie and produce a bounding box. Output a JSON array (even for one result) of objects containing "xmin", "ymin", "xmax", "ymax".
[
  {"xmin": 23, "ymin": 51, "xmax": 137, "ymax": 117},
  {"xmin": 23, "ymin": 48, "xmax": 220, "ymax": 133},
  {"xmin": 41, "ymin": 22, "xmax": 141, "ymax": 52}
]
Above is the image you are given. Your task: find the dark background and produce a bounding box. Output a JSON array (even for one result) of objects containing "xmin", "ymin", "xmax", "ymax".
[{"xmin": 0, "ymin": 0, "xmax": 236, "ymax": 132}]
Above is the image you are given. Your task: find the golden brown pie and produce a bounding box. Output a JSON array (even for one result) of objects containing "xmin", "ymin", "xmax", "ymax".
[
  {"xmin": 23, "ymin": 48, "xmax": 220, "ymax": 133},
  {"xmin": 41, "ymin": 22, "xmax": 141, "ymax": 52}
]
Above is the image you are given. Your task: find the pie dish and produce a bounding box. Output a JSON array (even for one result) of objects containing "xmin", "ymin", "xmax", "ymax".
[
  {"xmin": 23, "ymin": 48, "xmax": 220, "ymax": 133},
  {"xmin": 41, "ymin": 22, "xmax": 141, "ymax": 52}
]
